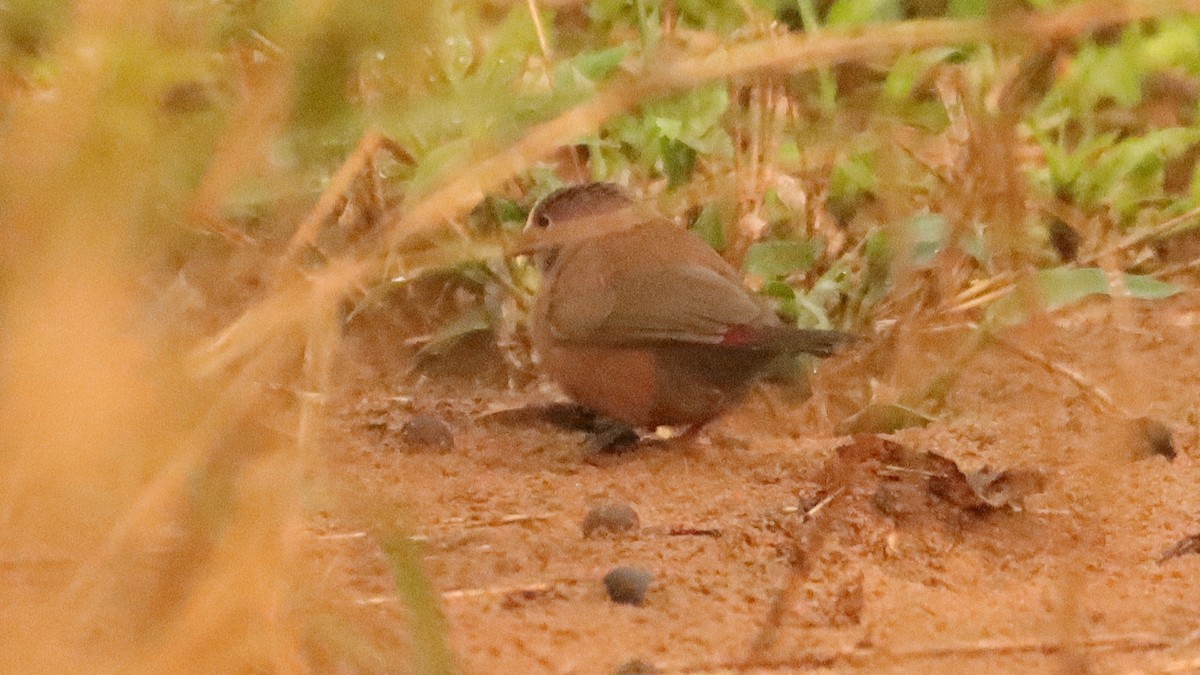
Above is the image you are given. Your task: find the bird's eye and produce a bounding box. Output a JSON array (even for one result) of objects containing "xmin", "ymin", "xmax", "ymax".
[{"xmin": 532, "ymin": 211, "xmax": 551, "ymax": 229}]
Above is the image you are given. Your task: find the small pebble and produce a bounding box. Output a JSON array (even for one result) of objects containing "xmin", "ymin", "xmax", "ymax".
[
  {"xmin": 581, "ymin": 503, "xmax": 640, "ymax": 538},
  {"xmin": 603, "ymin": 566, "xmax": 652, "ymax": 606},
  {"xmin": 399, "ymin": 414, "xmax": 455, "ymax": 453}
]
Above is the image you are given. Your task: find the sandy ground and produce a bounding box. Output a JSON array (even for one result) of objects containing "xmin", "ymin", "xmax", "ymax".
[{"xmin": 316, "ymin": 290, "xmax": 1200, "ymax": 674}]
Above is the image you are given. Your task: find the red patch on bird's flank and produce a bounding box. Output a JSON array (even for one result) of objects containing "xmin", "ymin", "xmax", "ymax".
[{"xmin": 720, "ymin": 325, "xmax": 758, "ymax": 346}]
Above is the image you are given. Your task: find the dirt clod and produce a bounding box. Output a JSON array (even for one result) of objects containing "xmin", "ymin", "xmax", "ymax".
[
  {"xmin": 582, "ymin": 503, "xmax": 640, "ymax": 538},
  {"xmin": 399, "ymin": 414, "xmax": 455, "ymax": 452},
  {"xmin": 1129, "ymin": 416, "xmax": 1176, "ymax": 461},
  {"xmin": 1159, "ymin": 532, "xmax": 1200, "ymax": 563},
  {"xmin": 823, "ymin": 435, "xmax": 1046, "ymax": 527},
  {"xmin": 603, "ymin": 566, "xmax": 653, "ymax": 606},
  {"xmin": 613, "ymin": 658, "xmax": 660, "ymax": 674}
]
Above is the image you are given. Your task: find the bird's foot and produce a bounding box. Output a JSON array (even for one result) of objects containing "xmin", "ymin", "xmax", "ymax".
[{"xmin": 584, "ymin": 418, "xmax": 640, "ymax": 454}]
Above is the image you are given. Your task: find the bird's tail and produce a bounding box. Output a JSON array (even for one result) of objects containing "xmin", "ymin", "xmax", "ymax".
[{"xmin": 756, "ymin": 326, "xmax": 854, "ymax": 357}]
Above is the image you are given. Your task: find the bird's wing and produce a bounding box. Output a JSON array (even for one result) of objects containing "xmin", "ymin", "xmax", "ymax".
[{"xmin": 547, "ymin": 262, "xmax": 769, "ymax": 345}]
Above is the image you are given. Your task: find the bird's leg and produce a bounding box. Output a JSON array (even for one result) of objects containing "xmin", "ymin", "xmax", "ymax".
[
  {"xmin": 669, "ymin": 417, "xmax": 717, "ymax": 443},
  {"xmin": 530, "ymin": 401, "xmax": 640, "ymax": 454}
]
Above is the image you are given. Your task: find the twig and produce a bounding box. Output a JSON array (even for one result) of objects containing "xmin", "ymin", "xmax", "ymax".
[
  {"xmin": 994, "ymin": 335, "xmax": 1118, "ymax": 414},
  {"xmin": 1082, "ymin": 204, "xmax": 1200, "ymax": 267},
  {"xmin": 668, "ymin": 527, "xmax": 722, "ymax": 538},
  {"xmin": 441, "ymin": 581, "xmax": 566, "ymax": 601},
  {"xmin": 948, "ymin": 203, "xmax": 1200, "ymax": 315},
  {"xmin": 952, "ymin": 271, "xmax": 1019, "ymax": 306},
  {"xmin": 801, "ymin": 487, "xmax": 843, "ymax": 521},
  {"xmin": 1153, "ymin": 256, "xmax": 1200, "ymax": 279},
  {"xmin": 670, "ymin": 632, "xmax": 1173, "ymax": 673},
  {"xmin": 358, "ymin": 579, "xmax": 577, "ymax": 605},
  {"xmin": 525, "ymin": 0, "xmax": 551, "ymax": 61},
  {"xmin": 314, "ymin": 531, "xmax": 368, "ymax": 541},
  {"xmin": 879, "ymin": 465, "xmax": 940, "ymax": 479},
  {"xmin": 428, "ymin": 513, "xmax": 554, "ymax": 530},
  {"xmin": 286, "ymin": 129, "xmax": 414, "ymax": 259},
  {"xmin": 949, "ymin": 279, "xmax": 1023, "ymax": 313},
  {"xmin": 743, "ymin": 490, "xmax": 842, "ymax": 664}
]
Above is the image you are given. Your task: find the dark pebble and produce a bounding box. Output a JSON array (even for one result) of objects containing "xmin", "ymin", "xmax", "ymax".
[
  {"xmin": 1048, "ymin": 219, "xmax": 1082, "ymax": 262},
  {"xmin": 399, "ymin": 414, "xmax": 455, "ymax": 453},
  {"xmin": 603, "ymin": 566, "xmax": 652, "ymax": 606},
  {"xmin": 581, "ymin": 503, "xmax": 640, "ymax": 538}
]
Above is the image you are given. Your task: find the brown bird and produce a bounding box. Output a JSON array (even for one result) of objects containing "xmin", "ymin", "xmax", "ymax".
[{"xmin": 521, "ymin": 182, "xmax": 849, "ymax": 437}]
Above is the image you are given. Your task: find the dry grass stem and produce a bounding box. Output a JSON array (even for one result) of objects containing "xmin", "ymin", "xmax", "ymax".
[
  {"xmin": 994, "ymin": 335, "xmax": 1117, "ymax": 413},
  {"xmin": 676, "ymin": 633, "xmax": 1174, "ymax": 673},
  {"xmin": 286, "ymin": 130, "xmax": 416, "ymax": 259},
  {"xmin": 428, "ymin": 513, "xmax": 555, "ymax": 530},
  {"xmin": 526, "ymin": 0, "xmax": 552, "ymax": 60},
  {"xmin": 1084, "ymin": 204, "xmax": 1200, "ymax": 267}
]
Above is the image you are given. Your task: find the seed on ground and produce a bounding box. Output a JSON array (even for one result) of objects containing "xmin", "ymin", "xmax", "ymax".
[
  {"xmin": 581, "ymin": 503, "xmax": 640, "ymax": 538},
  {"xmin": 603, "ymin": 566, "xmax": 652, "ymax": 606}
]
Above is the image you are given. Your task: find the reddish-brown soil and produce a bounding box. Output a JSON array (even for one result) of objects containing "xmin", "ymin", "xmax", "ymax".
[{"xmin": 318, "ymin": 290, "xmax": 1200, "ymax": 673}]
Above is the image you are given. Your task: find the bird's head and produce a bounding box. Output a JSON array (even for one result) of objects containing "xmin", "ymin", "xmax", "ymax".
[
  {"xmin": 514, "ymin": 183, "xmax": 647, "ymax": 268},
  {"xmin": 525, "ymin": 182, "xmax": 634, "ymax": 231}
]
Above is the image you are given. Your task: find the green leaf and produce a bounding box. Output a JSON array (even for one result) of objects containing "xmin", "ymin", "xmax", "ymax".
[
  {"xmin": 1056, "ymin": 30, "xmax": 1145, "ymax": 113},
  {"xmin": 1143, "ymin": 19, "xmax": 1200, "ymax": 70},
  {"xmin": 777, "ymin": 139, "xmax": 801, "ymax": 166},
  {"xmin": 884, "ymin": 48, "xmax": 958, "ymax": 100},
  {"xmin": 744, "ymin": 240, "xmax": 820, "ymax": 278},
  {"xmin": 1038, "ymin": 131, "xmax": 1119, "ymax": 199},
  {"xmin": 553, "ymin": 45, "xmax": 628, "ymax": 90},
  {"xmin": 836, "ymin": 402, "xmax": 936, "ymax": 434},
  {"xmin": 1049, "ymin": 127, "xmax": 1200, "ymax": 217},
  {"xmin": 987, "ymin": 267, "xmax": 1181, "ymax": 327},
  {"xmin": 609, "ymin": 82, "xmax": 731, "ymax": 174},
  {"xmin": 690, "ymin": 203, "xmax": 726, "ymax": 252},
  {"xmin": 862, "ymin": 228, "xmax": 892, "ymax": 293},
  {"xmin": 903, "ymin": 213, "xmax": 948, "ymax": 266},
  {"xmin": 825, "ymin": 0, "xmax": 901, "ymax": 26},
  {"xmin": 492, "ymin": 197, "xmax": 526, "ymax": 229},
  {"xmin": 413, "ymin": 305, "xmax": 493, "ymax": 364},
  {"xmin": 381, "ymin": 536, "xmax": 458, "ymax": 674},
  {"xmin": 675, "ymin": 0, "xmax": 746, "ymax": 33},
  {"xmin": 759, "ymin": 280, "xmax": 801, "ymax": 321},
  {"xmin": 947, "ymin": 0, "xmax": 989, "ymax": 17},
  {"xmin": 408, "ymin": 138, "xmax": 474, "ymax": 199},
  {"xmin": 660, "ymin": 137, "xmax": 696, "ymax": 187},
  {"xmin": 960, "ymin": 230, "xmax": 987, "ymax": 263},
  {"xmin": 488, "ymin": 4, "xmax": 545, "ymax": 67},
  {"xmin": 830, "ymin": 150, "xmax": 877, "ymax": 202},
  {"xmin": 761, "ymin": 188, "xmax": 793, "ymax": 228}
]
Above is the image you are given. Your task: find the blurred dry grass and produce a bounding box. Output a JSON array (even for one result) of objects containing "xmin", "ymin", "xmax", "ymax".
[
  {"xmin": 0, "ymin": 1, "xmax": 423, "ymax": 672},
  {"xmin": 1, "ymin": 0, "xmax": 1199, "ymax": 672}
]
